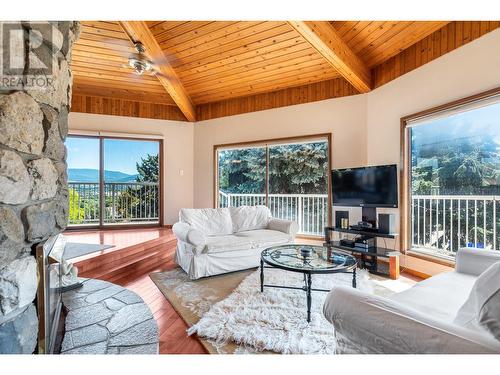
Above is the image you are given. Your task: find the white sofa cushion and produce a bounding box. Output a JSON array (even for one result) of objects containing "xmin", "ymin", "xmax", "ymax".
[
  {"xmin": 389, "ymin": 271, "xmax": 476, "ymax": 321},
  {"xmin": 454, "ymin": 261, "xmax": 500, "ymax": 340},
  {"xmin": 203, "ymin": 229, "xmax": 291, "ymax": 254},
  {"xmin": 235, "ymin": 229, "xmax": 292, "ymax": 248},
  {"xmin": 229, "ymin": 205, "xmax": 270, "ymax": 233},
  {"xmin": 267, "ymin": 218, "xmax": 299, "ymax": 235},
  {"xmin": 204, "ymin": 235, "xmax": 254, "ymax": 254},
  {"xmin": 180, "ymin": 207, "xmax": 233, "ymax": 236}
]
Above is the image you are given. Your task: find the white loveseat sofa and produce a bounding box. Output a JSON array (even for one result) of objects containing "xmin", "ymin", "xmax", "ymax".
[
  {"xmin": 173, "ymin": 205, "xmax": 298, "ymax": 279},
  {"xmin": 323, "ymin": 248, "xmax": 500, "ymax": 354}
]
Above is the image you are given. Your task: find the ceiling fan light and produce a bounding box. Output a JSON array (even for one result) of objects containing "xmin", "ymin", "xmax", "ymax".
[
  {"xmin": 134, "ymin": 66, "xmax": 145, "ymax": 75},
  {"xmin": 125, "ymin": 42, "xmax": 154, "ymax": 75},
  {"xmin": 128, "ymin": 58, "xmax": 152, "ymax": 75}
]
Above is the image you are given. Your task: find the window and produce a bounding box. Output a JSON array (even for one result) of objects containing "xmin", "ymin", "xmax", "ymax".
[
  {"xmin": 215, "ymin": 135, "xmax": 331, "ymax": 236},
  {"xmin": 217, "ymin": 145, "xmax": 266, "ymax": 207},
  {"xmin": 66, "ymin": 135, "xmax": 162, "ymax": 227},
  {"xmin": 402, "ymin": 89, "xmax": 500, "ymax": 259}
]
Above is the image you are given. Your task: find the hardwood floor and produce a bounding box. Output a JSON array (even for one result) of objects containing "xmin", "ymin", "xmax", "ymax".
[
  {"xmin": 64, "ymin": 228, "xmax": 207, "ymax": 354},
  {"xmin": 115, "ymin": 262, "xmax": 207, "ymax": 354}
]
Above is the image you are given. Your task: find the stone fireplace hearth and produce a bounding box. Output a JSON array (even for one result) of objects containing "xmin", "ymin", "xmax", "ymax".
[
  {"xmin": 61, "ymin": 278, "xmax": 158, "ymax": 354},
  {"xmin": 0, "ymin": 21, "xmax": 80, "ymax": 353}
]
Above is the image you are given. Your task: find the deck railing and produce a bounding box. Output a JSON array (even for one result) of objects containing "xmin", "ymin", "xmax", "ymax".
[
  {"xmin": 68, "ymin": 182, "xmax": 159, "ymax": 225},
  {"xmin": 411, "ymin": 195, "xmax": 499, "ymax": 257},
  {"xmin": 68, "ymin": 184, "xmax": 498, "ymax": 255},
  {"xmin": 218, "ymin": 191, "xmax": 328, "ymax": 236},
  {"xmin": 219, "ymin": 192, "xmax": 500, "ymax": 254}
]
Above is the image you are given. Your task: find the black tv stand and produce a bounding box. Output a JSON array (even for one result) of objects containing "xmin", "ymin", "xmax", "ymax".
[{"xmin": 324, "ymin": 226, "xmax": 400, "ymax": 279}]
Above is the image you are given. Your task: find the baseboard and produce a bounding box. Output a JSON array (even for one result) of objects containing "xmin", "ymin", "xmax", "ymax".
[{"xmin": 399, "ymin": 253, "xmax": 453, "ymax": 279}]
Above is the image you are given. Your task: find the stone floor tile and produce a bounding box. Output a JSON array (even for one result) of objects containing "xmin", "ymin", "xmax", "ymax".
[
  {"xmin": 63, "ymin": 341, "xmax": 107, "ymax": 354},
  {"xmin": 106, "ymin": 303, "xmax": 152, "ymax": 334},
  {"xmin": 109, "ymin": 318, "xmax": 157, "ymax": 346},
  {"xmin": 103, "ymin": 298, "xmax": 126, "ymax": 311},
  {"xmin": 114, "ymin": 289, "xmax": 143, "ymax": 305},
  {"xmin": 85, "ymin": 285, "xmax": 123, "ymax": 304},
  {"xmin": 117, "ymin": 343, "xmax": 158, "ymax": 354},
  {"xmin": 65, "ymin": 302, "xmax": 113, "ymax": 330}
]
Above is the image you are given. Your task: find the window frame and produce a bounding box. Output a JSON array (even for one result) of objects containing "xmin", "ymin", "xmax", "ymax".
[
  {"xmin": 400, "ymin": 86, "xmax": 500, "ymax": 262},
  {"xmin": 66, "ymin": 134, "xmax": 164, "ymax": 230},
  {"xmin": 213, "ymin": 133, "xmax": 333, "ymax": 238}
]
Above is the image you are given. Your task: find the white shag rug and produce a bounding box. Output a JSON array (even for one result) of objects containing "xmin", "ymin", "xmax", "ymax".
[{"xmin": 187, "ymin": 268, "xmax": 375, "ymax": 354}]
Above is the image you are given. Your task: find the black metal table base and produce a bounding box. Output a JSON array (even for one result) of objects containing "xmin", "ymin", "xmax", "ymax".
[{"xmin": 260, "ymin": 260, "xmax": 357, "ymax": 322}]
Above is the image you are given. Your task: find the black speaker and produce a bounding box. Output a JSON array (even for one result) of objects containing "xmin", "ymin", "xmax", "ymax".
[
  {"xmin": 335, "ymin": 210, "xmax": 349, "ymax": 228},
  {"xmin": 378, "ymin": 213, "xmax": 396, "ymax": 234}
]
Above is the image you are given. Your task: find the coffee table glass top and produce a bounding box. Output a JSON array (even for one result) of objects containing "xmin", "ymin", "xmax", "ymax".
[{"xmin": 261, "ymin": 244, "xmax": 356, "ymax": 273}]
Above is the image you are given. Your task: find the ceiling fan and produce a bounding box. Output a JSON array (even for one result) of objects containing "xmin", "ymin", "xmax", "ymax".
[
  {"xmin": 127, "ymin": 42, "xmax": 154, "ymax": 75},
  {"xmin": 124, "ymin": 41, "xmax": 179, "ymax": 80}
]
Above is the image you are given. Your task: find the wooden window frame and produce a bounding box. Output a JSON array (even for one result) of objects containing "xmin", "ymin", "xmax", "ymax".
[
  {"xmin": 213, "ymin": 133, "xmax": 333, "ymax": 238},
  {"xmin": 66, "ymin": 134, "xmax": 164, "ymax": 230},
  {"xmin": 400, "ymin": 86, "xmax": 500, "ymax": 261}
]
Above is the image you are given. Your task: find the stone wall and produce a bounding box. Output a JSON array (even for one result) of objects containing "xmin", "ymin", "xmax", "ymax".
[{"xmin": 0, "ymin": 21, "xmax": 80, "ymax": 354}]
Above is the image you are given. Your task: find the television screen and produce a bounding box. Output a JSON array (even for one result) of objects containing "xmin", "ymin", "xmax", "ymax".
[{"xmin": 332, "ymin": 164, "xmax": 398, "ymax": 207}]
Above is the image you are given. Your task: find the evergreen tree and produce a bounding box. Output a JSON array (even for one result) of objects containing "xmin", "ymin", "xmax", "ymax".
[
  {"xmin": 412, "ymin": 135, "xmax": 499, "ymax": 195},
  {"xmin": 114, "ymin": 154, "xmax": 160, "ymax": 222},
  {"xmin": 269, "ymin": 143, "xmax": 328, "ymax": 194},
  {"xmin": 136, "ymin": 154, "xmax": 159, "ymax": 182},
  {"xmin": 218, "ymin": 142, "xmax": 328, "ymax": 194}
]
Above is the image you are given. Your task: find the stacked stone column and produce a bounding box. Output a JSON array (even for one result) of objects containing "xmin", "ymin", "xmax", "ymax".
[{"xmin": 0, "ymin": 21, "xmax": 80, "ymax": 353}]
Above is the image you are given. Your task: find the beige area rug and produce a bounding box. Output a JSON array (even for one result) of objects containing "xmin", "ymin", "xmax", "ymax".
[
  {"xmin": 150, "ymin": 268, "xmax": 255, "ymax": 353},
  {"xmin": 150, "ymin": 267, "xmax": 415, "ymax": 354}
]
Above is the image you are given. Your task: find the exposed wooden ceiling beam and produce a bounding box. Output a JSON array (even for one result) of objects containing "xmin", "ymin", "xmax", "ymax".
[
  {"xmin": 119, "ymin": 21, "xmax": 197, "ymax": 121},
  {"xmin": 288, "ymin": 21, "xmax": 371, "ymax": 93}
]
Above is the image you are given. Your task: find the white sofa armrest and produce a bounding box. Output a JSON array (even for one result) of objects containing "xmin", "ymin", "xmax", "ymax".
[
  {"xmin": 455, "ymin": 247, "xmax": 500, "ymax": 276},
  {"xmin": 172, "ymin": 222, "xmax": 206, "ymax": 248},
  {"xmin": 323, "ymin": 286, "xmax": 500, "ymax": 354},
  {"xmin": 267, "ymin": 218, "xmax": 299, "ymax": 237}
]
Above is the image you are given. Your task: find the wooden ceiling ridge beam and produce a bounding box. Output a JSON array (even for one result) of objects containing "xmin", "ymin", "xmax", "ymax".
[
  {"xmin": 119, "ymin": 21, "xmax": 197, "ymax": 121},
  {"xmin": 288, "ymin": 21, "xmax": 372, "ymax": 93}
]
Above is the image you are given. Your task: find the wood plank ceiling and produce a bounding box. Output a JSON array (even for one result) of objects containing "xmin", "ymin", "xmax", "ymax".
[
  {"xmin": 70, "ymin": 20, "xmax": 499, "ymax": 121},
  {"xmin": 147, "ymin": 21, "xmax": 342, "ymax": 104}
]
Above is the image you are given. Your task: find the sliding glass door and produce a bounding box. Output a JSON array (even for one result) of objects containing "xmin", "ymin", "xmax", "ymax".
[
  {"xmin": 216, "ymin": 135, "xmax": 331, "ymax": 236},
  {"xmin": 66, "ymin": 135, "xmax": 162, "ymax": 228}
]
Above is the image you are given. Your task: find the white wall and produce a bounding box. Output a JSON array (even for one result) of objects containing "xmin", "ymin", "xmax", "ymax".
[
  {"xmin": 193, "ymin": 94, "xmax": 368, "ymax": 208},
  {"xmin": 68, "ymin": 112, "xmax": 194, "ymax": 225}
]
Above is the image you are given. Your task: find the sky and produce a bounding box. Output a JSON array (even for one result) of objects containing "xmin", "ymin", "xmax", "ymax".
[
  {"xmin": 411, "ymin": 100, "xmax": 500, "ymax": 147},
  {"xmin": 66, "ymin": 137, "xmax": 159, "ymax": 175}
]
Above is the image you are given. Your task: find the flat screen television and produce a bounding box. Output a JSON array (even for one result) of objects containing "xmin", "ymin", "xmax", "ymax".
[{"xmin": 332, "ymin": 164, "xmax": 398, "ymax": 208}]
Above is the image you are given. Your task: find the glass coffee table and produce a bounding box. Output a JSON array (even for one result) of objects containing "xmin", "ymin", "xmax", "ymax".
[{"xmin": 260, "ymin": 244, "xmax": 357, "ymax": 322}]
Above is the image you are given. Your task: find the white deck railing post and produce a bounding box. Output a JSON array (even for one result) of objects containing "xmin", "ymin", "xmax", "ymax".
[
  {"xmin": 411, "ymin": 194, "xmax": 499, "ymax": 257},
  {"xmin": 297, "ymin": 196, "xmax": 303, "ymax": 233}
]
